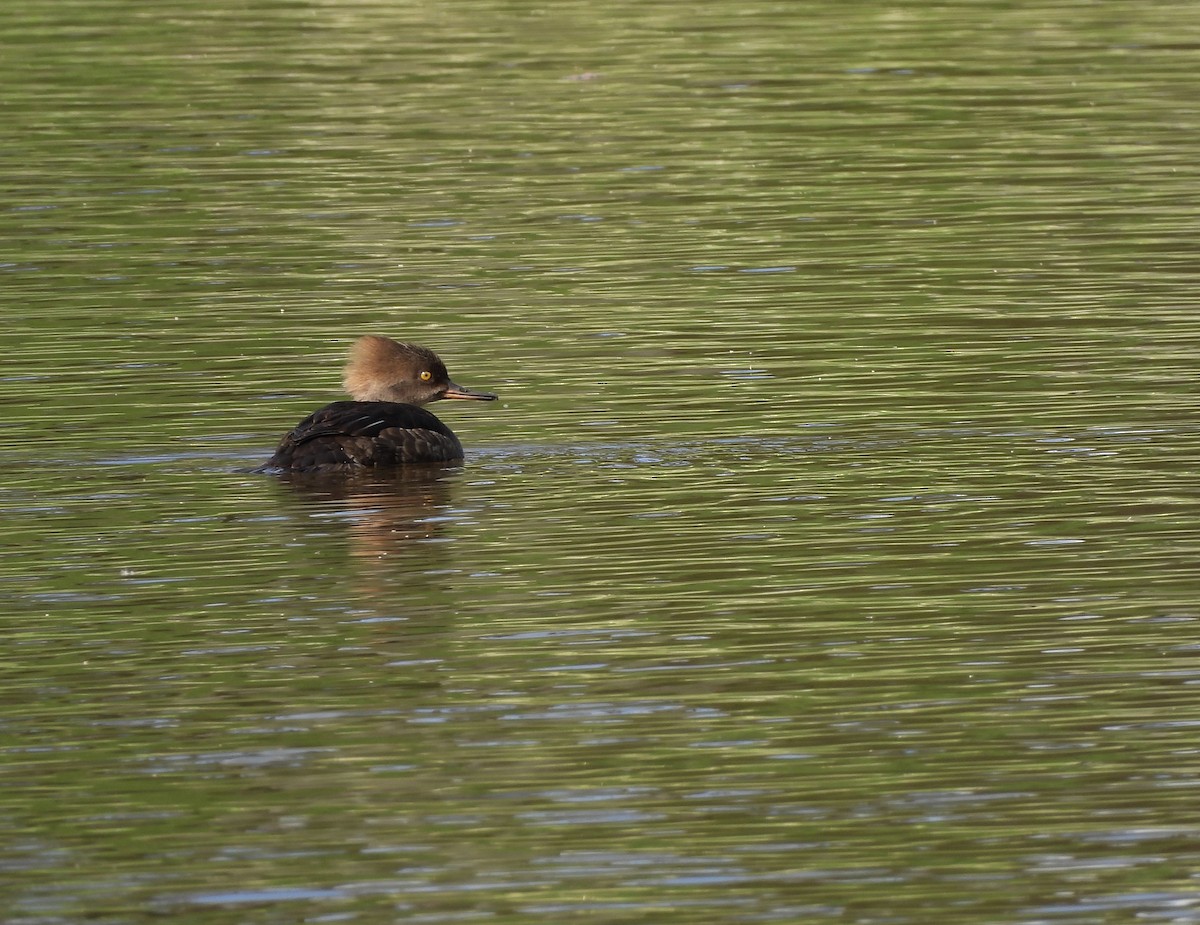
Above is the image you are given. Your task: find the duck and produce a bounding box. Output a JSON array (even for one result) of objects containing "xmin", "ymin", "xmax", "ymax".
[{"xmin": 261, "ymin": 335, "xmax": 497, "ymax": 471}]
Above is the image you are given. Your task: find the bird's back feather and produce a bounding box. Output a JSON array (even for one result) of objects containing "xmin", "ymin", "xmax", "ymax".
[{"xmin": 263, "ymin": 400, "xmax": 464, "ymax": 470}]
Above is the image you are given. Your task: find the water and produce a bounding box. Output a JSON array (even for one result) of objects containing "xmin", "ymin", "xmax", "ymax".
[{"xmin": 3, "ymin": 1, "xmax": 1200, "ymax": 922}]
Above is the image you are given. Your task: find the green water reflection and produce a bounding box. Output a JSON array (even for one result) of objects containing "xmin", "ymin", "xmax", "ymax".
[{"xmin": 3, "ymin": 0, "xmax": 1200, "ymax": 922}]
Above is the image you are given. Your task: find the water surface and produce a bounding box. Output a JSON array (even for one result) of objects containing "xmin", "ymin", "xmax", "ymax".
[{"xmin": 3, "ymin": 1, "xmax": 1200, "ymax": 922}]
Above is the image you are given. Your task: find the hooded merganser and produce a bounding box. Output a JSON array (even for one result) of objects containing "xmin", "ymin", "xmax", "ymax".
[{"xmin": 261, "ymin": 335, "xmax": 497, "ymax": 471}]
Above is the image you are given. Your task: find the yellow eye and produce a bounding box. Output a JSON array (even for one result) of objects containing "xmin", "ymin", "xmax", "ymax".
[{"xmin": 419, "ymin": 371, "xmax": 432, "ymax": 382}]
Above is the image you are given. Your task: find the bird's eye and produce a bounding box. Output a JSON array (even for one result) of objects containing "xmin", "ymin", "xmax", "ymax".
[{"xmin": 419, "ymin": 371, "xmax": 432, "ymax": 382}]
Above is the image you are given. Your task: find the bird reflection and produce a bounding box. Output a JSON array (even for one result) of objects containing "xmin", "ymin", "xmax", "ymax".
[
  {"xmin": 272, "ymin": 465, "xmax": 460, "ymax": 563},
  {"xmin": 265, "ymin": 464, "xmax": 474, "ymax": 665}
]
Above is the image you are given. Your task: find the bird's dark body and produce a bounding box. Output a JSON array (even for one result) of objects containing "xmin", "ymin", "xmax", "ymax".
[{"xmin": 263, "ymin": 400, "xmax": 465, "ymax": 471}]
